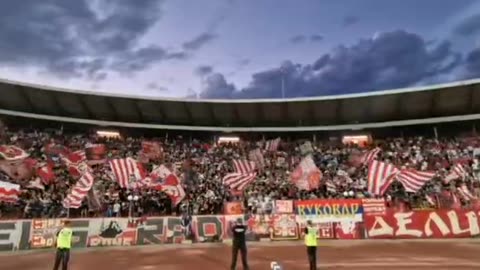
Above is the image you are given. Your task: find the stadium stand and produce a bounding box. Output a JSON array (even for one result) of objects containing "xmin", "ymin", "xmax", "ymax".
[{"xmin": 0, "ymin": 79, "xmax": 480, "ymax": 219}]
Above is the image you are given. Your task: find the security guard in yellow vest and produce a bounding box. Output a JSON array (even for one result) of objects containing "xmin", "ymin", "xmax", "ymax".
[
  {"xmin": 303, "ymin": 220, "xmax": 318, "ymax": 270},
  {"xmin": 53, "ymin": 220, "xmax": 73, "ymax": 270}
]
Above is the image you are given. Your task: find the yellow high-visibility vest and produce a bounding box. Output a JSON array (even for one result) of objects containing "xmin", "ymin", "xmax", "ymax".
[
  {"xmin": 304, "ymin": 226, "xmax": 317, "ymax": 247},
  {"xmin": 56, "ymin": 228, "xmax": 73, "ymax": 249}
]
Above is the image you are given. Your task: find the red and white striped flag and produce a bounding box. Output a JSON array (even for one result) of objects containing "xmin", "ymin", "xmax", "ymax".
[
  {"xmin": 265, "ymin": 138, "xmax": 281, "ymax": 152},
  {"xmin": 395, "ymin": 169, "xmax": 435, "ymax": 193},
  {"xmin": 444, "ymin": 163, "xmax": 467, "ymax": 183},
  {"xmin": 63, "ymin": 170, "xmax": 95, "ymax": 209},
  {"xmin": 325, "ymin": 180, "xmax": 337, "ymax": 193},
  {"xmin": 108, "ymin": 158, "xmax": 146, "ymax": 189},
  {"xmin": 248, "ymin": 148, "xmax": 265, "ymax": 168},
  {"xmin": 376, "ymin": 167, "xmax": 435, "ymax": 195},
  {"xmin": 367, "ymin": 160, "xmax": 399, "ymax": 195},
  {"xmin": 0, "ymin": 180, "xmax": 20, "ymax": 203},
  {"xmin": 232, "ymin": 159, "xmax": 256, "ymax": 174},
  {"xmin": 457, "ymin": 185, "xmax": 476, "ymax": 201},
  {"xmin": 223, "ymin": 160, "xmax": 257, "ymax": 191},
  {"xmin": 361, "ymin": 148, "xmax": 381, "ymax": 164}
]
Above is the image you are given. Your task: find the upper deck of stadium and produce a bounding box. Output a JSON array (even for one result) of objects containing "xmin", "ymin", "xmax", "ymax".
[{"xmin": 0, "ymin": 78, "xmax": 480, "ymax": 132}]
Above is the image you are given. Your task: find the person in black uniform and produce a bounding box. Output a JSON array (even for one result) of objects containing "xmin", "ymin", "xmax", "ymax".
[{"xmin": 230, "ymin": 218, "xmax": 249, "ymax": 270}]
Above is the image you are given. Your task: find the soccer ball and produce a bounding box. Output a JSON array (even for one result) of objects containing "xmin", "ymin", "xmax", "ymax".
[{"xmin": 270, "ymin": 261, "xmax": 282, "ymax": 270}]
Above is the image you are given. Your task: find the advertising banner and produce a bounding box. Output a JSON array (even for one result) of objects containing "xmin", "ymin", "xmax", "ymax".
[
  {"xmin": 30, "ymin": 219, "xmax": 90, "ymax": 249},
  {"xmin": 295, "ymin": 199, "xmax": 364, "ymax": 223},
  {"xmin": 274, "ymin": 200, "xmax": 294, "ymax": 214},
  {"xmin": 270, "ymin": 214, "xmax": 298, "ymax": 240},
  {"xmin": 246, "ymin": 214, "xmax": 273, "ymax": 240},
  {"xmin": 87, "ymin": 218, "xmax": 139, "ymax": 247},
  {"xmin": 30, "ymin": 219, "xmax": 63, "ymax": 249},
  {"xmin": 364, "ymin": 209, "xmax": 480, "ymax": 239}
]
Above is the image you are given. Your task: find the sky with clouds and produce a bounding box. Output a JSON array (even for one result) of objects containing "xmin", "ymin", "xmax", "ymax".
[{"xmin": 1, "ymin": 0, "xmax": 480, "ymax": 99}]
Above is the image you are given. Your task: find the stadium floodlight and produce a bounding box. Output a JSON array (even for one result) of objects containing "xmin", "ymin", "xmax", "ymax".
[
  {"xmin": 96, "ymin": 130, "xmax": 120, "ymax": 138},
  {"xmin": 218, "ymin": 136, "xmax": 240, "ymax": 143},
  {"xmin": 342, "ymin": 135, "xmax": 370, "ymax": 145}
]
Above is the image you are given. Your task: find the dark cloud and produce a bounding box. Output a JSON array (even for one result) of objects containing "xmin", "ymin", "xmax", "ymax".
[
  {"xmin": 310, "ymin": 34, "xmax": 324, "ymax": 42},
  {"xmin": 200, "ymin": 30, "xmax": 462, "ymax": 99},
  {"xmin": 111, "ymin": 46, "xmax": 187, "ymax": 74},
  {"xmin": 289, "ymin": 35, "xmax": 307, "ymax": 44},
  {"xmin": 182, "ymin": 33, "xmax": 218, "ymax": 50},
  {"xmin": 454, "ymin": 14, "xmax": 480, "ymax": 36},
  {"xmin": 0, "ymin": 0, "xmax": 181, "ymax": 80},
  {"xmin": 199, "ymin": 73, "xmax": 236, "ymax": 99},
  {"xmin": 342, "ymin": 15, "xmax": 359, "ymax": 27},
  {"xmin": 146, "ymin": 82, "xmax": 168, "ymax": 92},
  {"xmin": 194, "ymin": 65, "xmax": 214, "ymax": 76},
  {"xmin": 462, "ymin": 48, "xmax": 480, "ymax": 80}
]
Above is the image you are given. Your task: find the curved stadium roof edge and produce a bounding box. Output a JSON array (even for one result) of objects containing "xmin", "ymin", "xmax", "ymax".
[
  {"xmin": 1, "ymin": 77, "xmax": 480, "ymax": 103},
  {"xmin": 0, "ymin": 77, "xmax": 480, "ymax": 131}
]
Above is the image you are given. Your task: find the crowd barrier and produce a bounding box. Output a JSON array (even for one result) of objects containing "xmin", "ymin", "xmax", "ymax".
[{"xmin": 1, "ymin": 198, "xmax": 480, "ymax": 252}]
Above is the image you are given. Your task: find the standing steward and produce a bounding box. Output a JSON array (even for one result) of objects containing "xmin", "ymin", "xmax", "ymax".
[
  {"xmin": 230, "ymin": 218, "xmax": 249, "ymax": 270},
  {"xmin": 304, "ymin": 220, "xmax": 318, "ymax": 270},
  {"xmin": 52, "ymin": 220, "xmax": 73, "ymax": 270}
]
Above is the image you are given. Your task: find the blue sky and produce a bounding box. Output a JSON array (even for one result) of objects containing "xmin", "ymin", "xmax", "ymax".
[{"xmin": 1, "ymin": 0, "xmax": 480, "ymax": 99}]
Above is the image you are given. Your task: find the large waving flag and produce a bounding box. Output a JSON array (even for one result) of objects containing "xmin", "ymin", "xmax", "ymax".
[
  {"xmin": 290, "ymin": 155, "xmax": 321, "ymax": 191},
  {"xmin": 146, "ymin": 165, "xmax": 185, "ymax": 205},
  {"xmin": 63, "ymin": 169, "xmax": 95, "ymax": 209},
  {"xmin": 108, "ymin": 157, "xmax": 146, "ymax": 189},
  {"xmin": 368, "ymin": 160, "xmax": 435, "ymax": 195},
  {"xmin": 367, "ymin": 161, "xmax": 399, "ymax": 195},
  {"xmin": 223, "ymin": 160, "xmax": 257, "ymax": 191}
]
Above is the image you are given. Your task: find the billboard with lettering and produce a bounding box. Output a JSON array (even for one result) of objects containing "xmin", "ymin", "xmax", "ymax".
[
  {"xmin": 295, "ymin": 199, "xmax": 364, "ymax": 223},
  {"xmin": 364, "ymin": 209, "xmax": 480, "ymax": 239}
]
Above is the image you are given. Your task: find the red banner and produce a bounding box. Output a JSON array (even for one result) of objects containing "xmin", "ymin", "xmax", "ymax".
[
  {"xmin": 224, "ymin": 202, "xmax": 243, "ymax": 215},
  {"xmin": 364, "ymin": 209, "xmax": 480, "ymax": 239}
]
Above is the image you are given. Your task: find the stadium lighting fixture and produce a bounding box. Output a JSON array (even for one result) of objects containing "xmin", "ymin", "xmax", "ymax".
[
  {"xmin": 218, "ymin": 136, "xmax": 240, "ymax": 143},
  {"xmin": 96, "ymin": 130, "xmax": 120, "ymax": 138},
  {"xmin": 342, "ymin": 135, "xmax": 370, "ymax": 145}
]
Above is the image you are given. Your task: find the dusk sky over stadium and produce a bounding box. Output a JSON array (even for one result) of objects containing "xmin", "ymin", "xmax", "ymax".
[{"xmin": 2, "ymin": 0, "xmax": 480, "ymax": 99}]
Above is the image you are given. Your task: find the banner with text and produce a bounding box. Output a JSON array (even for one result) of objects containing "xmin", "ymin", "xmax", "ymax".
[
  {"xmin": 295, "ymin": 199, "xmax": 364, "ymax": 223},
  {"xmin": 364, "ymin": 209, "xmax": 480, "ymax": 239}
]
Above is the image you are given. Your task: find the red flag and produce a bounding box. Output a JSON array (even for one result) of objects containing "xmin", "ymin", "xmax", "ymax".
[
  {"xmin": 0, "ymin": 180, "xmax": 20, "ymax": 203},
  {"xmin": 148, "ymin": 165, "xmax": 185, "ymax": 205},
  {"xmin": 36, "ymin": 163, "xmax": 55, "ymax": 185},
  {"xmin": 141, "ymin": 141, "xmax": 163, "ymax": 160},
  {"xmin": 290, "ymin": 155, "xmax": 321, "ymax": 191}
]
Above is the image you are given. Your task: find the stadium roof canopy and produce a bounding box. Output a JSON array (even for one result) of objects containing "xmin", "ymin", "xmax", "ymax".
[{"xmin": 0, "ymin": 78, "xmax": 480, "ymax": 132}]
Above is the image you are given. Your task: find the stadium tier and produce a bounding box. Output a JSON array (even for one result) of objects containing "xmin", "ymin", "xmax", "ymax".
[{"xmin": 0, "ymin": 79, "xmax": 479, "ymax": 221}]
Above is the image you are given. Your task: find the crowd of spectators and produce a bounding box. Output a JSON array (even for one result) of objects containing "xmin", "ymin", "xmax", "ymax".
[{"xmin": 0, "ymin": 125, "xmax": 479, "ymax": 220}]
